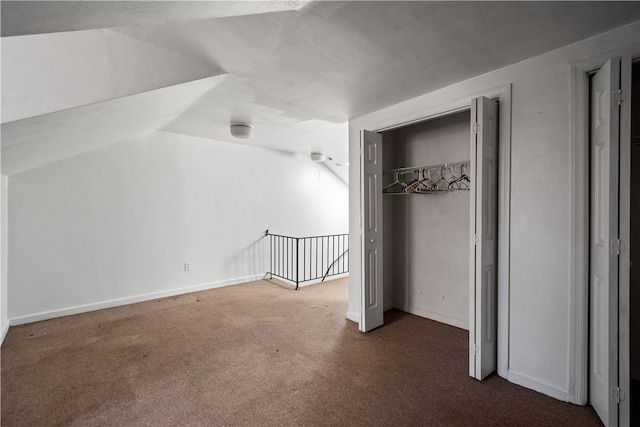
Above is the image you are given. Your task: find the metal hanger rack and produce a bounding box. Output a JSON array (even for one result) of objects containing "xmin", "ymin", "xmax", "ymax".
[{"xmin": 383, "ymin": 161, "xmax": 471, "ymax": 195}]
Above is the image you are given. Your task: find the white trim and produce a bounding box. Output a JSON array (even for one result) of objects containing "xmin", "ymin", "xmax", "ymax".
[
  {"xmin": 618, "ymin": 53, "xmax": 633, "ymax": 427},
  {"xmin": 568, "ymin": 62, "xmax": 590, "ymax": 406},
  {"xmin": 277, "ymin": 272, "xmax": 349, "ymax": 289},
  {"xmin": 508, "ymin": 369, "xmax": 570, "ymax": 402},
  {"xmin": 1, "ymin": 322, "xmax": 9, "ymax": 344},
  {"xmin": 9, "ymin": 274, "xmax": 264, "ymax": 326},
  {"xmin": 496, "ymin": 84, "xmax": 512, "ymax": 379},
  {"xmin": 346, "ymin": 310, "xmax": 359, "ymax": 323},
  {"xmin": 567, "ymin": 41, "xmax": 640, "ymax": 406},
  {"xmin": 394, "ymin": 303, "xmax": 468, "ymax": 331}
]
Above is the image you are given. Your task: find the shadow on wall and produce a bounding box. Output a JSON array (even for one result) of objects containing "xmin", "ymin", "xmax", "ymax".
[{"xmin": 232, "ymin": 232, "xmax": 269, "ymax": 281}]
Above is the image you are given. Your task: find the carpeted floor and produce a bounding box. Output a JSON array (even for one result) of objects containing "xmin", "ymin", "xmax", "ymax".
[{"xmin": 1, "ymin": 278, "xmax": 602, "ymax": 426}]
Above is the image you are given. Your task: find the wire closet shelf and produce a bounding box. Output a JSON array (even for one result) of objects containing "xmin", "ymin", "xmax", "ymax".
[{"xmin": 383, "ymin": 160, "xmax": 471, "ymax": 195}]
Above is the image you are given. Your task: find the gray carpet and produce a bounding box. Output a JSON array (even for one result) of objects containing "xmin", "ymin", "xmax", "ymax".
[{"xmin": 1, "ymin": 278, "xmax": 601, "ymax": 426}]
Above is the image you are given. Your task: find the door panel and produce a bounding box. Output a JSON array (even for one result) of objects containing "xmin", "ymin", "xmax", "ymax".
[
  {"xmin": 470, "ymin": 96, "xmax": 499, "ymax": 380},
  {"xmin": 360, "ymin": 130, "xmax": 384, "ymax": 332},
  {"xmin": 589, "ymin": 58, "xmax": 620, "ymax": 427}
]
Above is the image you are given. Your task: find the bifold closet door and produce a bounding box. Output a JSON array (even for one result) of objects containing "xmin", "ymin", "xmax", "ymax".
[
  {"xmin": 469, "ymin": 96, "xmax": 498, "ymax": 380},
  {"xmin": 589, "ymin": 58, "xmax": 620, "ymax": 427},
  {"xmin": 360, "ymin": 130, "xmax": 384, "ymax": 332}
]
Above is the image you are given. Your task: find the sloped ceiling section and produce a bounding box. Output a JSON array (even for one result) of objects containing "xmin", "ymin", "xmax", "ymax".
[
  {"xmin": 0, "ymin": 1, "xmax": 310, "ymax": 37},
  {"xmin": 1, "ymin": 28, "xmax": 222, "ymax": 123},
  {"xmin": 162, "ymin": 74, "xmax": 348, "ymax": 159},
  {"xmin": 0, "ymin": 1, "xmax": 349, "ymax": 180},
  {"xmin": 0, "ymin": 23, "xmax": 230, "ymax": 176},
  {"xmin": 2, "ymin": 75, "xmax": 228, "ymax": 176}
]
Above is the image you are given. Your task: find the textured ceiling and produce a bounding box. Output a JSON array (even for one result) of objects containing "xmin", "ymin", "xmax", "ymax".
[
  {"xmin": 0, "ymin": 1, "xmax": 310, "ymax": 36},
  {"xmin": 113, "ymin": 1, "xmax": 640, "ymax": 121},
  {"xmin": 2, "ymin": 1, "xmax": 640, "ymax": 180}
]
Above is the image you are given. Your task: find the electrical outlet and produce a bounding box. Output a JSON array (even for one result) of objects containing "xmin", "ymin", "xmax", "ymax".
[{"xmin": 184, "ymin": 262, "xmax": 191, "ymax": 271}]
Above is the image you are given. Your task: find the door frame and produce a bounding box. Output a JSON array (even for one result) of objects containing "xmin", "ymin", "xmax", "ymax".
[
  {"xmin": 357, "ymin": 84, "xmax": 512, "ymax": 378},
  {"xmin": 617, "ymin": 55, "xmax": 633, "ymax": 427},
  {"xmin": 569, "ymin": 45, "xmax": 638, "ymax": 412}
]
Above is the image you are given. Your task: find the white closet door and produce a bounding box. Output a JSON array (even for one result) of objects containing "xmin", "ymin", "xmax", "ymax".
[
  {"xmin": 360, "ymin": 130, "xmax": 384, "ymax": 332},
  {"xmin": 469, "ymin": 96, "xmax": 498, "ymax": 380},
  {"xmin": 589, "ymin": 58, "xmax": 620, "ymax": 427}
]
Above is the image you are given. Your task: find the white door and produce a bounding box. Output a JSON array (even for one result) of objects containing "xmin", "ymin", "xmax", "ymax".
[
  {"xmin": 360, "ymin": 130, "xmax": 384, "ymax": 332},
  {"xmin": 589, "ymin": 58, "xmax": 621, "ymax": 427},
  {"xmin": 469, "ymin": 96, "xmax": 499, "ymax": 380}
]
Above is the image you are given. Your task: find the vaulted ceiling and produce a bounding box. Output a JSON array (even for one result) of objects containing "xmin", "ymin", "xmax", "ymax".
[{"xmin": 2, "ymin": 1, "xmax": 639, "ymax": 179}]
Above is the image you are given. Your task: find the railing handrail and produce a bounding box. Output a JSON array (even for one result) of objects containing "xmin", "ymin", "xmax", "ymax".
[
  {"xmin": 266, "ymin": 231, "xmax": 348, "ymax": 240},
  {"xmin": 322, "ymin": 249, "xmax": 349, "ymax": 282}
]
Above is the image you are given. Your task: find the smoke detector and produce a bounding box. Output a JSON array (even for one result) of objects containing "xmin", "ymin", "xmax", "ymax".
[
  {"xmin": 230, "ymin": 124, "xmax": 253, "ymax": 139},
  {"xmin": 310, "ymin": 152, "xmax": 326, "ymax": 162}
]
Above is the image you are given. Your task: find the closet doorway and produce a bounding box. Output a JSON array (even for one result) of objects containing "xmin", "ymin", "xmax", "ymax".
[{"xmin": 360, "ymin": 96, "xmax": 499, "ymax": 381}]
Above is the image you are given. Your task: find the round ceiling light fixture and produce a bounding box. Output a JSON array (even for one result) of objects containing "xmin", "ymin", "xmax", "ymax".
[
  {"xmin": 230, "ymin": 123, "xmax": 253, "ymax": 139},
  {"xmin": 310, "ymin": 152, "xmax": 326, "ymax": 162}
]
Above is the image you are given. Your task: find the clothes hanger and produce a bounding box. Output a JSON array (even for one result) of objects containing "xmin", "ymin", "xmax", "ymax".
[
  {"xmin": 434, "ymin": 165, "xmax": 453, "ymax": 191},
  {"xmin": 450, "ymin": 163, "xmax": 470, "ymax": 190},
  {"xmin": 384, "ymin": 169, "xmax": 420, "ymax": 193},
  {"xmin": 383, "ymin": 171, "xmax": 408, "ymax": 193},
  {"xmin": 406, "ymin": 167, "xmax": 435, "ymax": 193},
  {"xmin": 405, "ymin": 177, "xmax": 432, "ymax": 193}
]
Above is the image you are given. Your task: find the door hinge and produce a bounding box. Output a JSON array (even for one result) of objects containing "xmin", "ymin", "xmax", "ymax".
[
  {"xmin": 472, "ymin": 344, "xmax": 479, "ymax": 355},
  {"xmin": 610, "ymin": 386, "xmax": 624, "ymax": 403},
  {"xmin": 612, "ymin": 238, "xmax": 623, "ymax": 255},
  {"xmin": 612, "ymin": 89, "xmax": 625, "ymax": 106},
  {"xmin": 473, "ymin": 122, "xmax": 479, "ymax": 134},
  {"xmin": 473, "ymin": 234, "xmax": 479, "ymax": 246}
]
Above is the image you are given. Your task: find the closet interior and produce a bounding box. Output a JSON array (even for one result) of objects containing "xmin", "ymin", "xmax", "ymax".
[{"xmin": 381, "ymin": 110, "xmax": 472, "ymax": 330}]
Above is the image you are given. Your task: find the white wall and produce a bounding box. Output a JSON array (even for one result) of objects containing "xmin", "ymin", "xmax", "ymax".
[
  {"xmin": 348, "ymin": 21, "xmax": 640, "ymax": 402},
  {"xmin": 8, "ymin": 131, "xmax": 348, "ymax": 323},
  {"xmin": 1, "ymin": 176, "xmax": 6, "ymax": 343},
  {"xmin": 382, "ymin": 112, "xmax": 470, "ymax": 329}
]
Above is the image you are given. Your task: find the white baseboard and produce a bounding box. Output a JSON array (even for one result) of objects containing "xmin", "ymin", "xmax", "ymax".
[
  {"xmin": 1, "ymin": 320, "xmax": 9, "ymax": 345},
  {"xmin": 345, "ymin": 304, "xmax": 467, "ymax": 329},
  {"xmin": 9, "ymin": 274, "xmax": 264, "ymax": 326},
  {"xmin": 346, "ymin": 310, "xmax": 359, "ymax": 323},
  {"xmin": 284, "ymin": 272, "xmax": 350, "ymax": 288},
  {"xmin": 394, "ymin": 303, "xmax": 469, "ymax": 330},
  {"xmin": 507, "ymin": 369, "xmax": 570, "ymax": 402}
]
